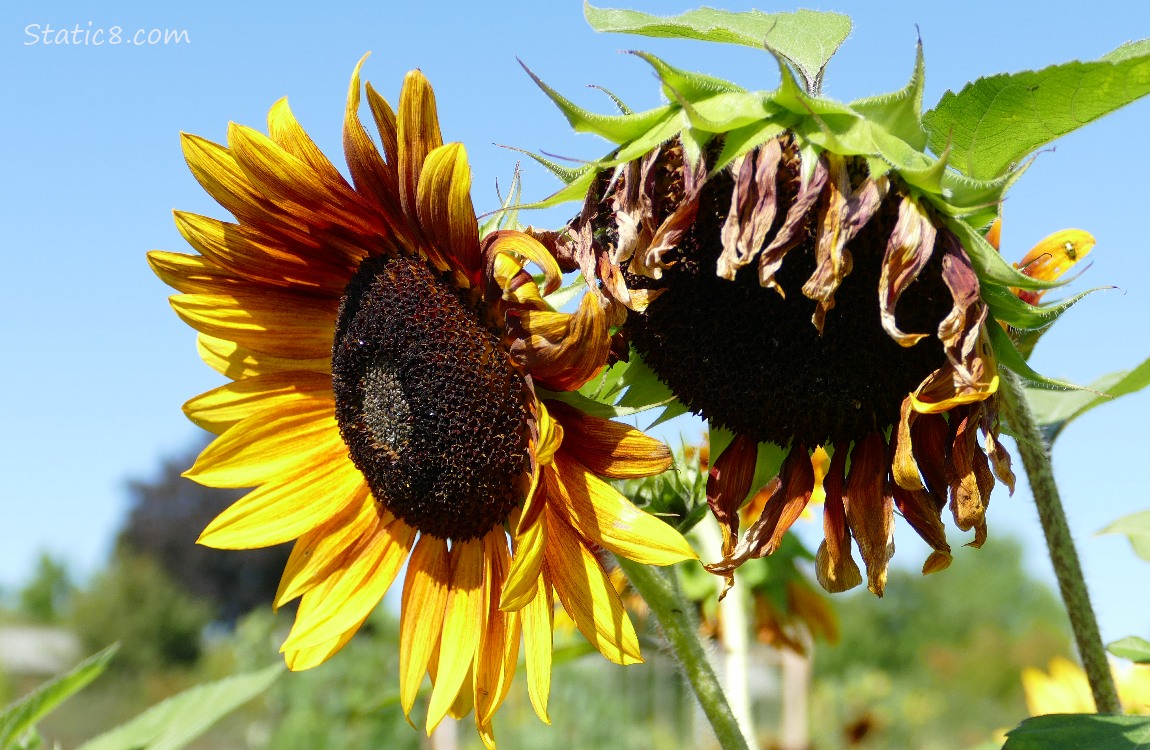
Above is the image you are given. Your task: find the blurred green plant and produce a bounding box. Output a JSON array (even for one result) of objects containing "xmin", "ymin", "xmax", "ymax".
[
  {"xmin": 811, "ymin": 537, "xmax": 1072, "ymax": 750},
  {"xmin": 16, "ymin": 555, "xmax": 74, "ymax": 626},
  {"xmin": 68, "ymin": 554, "xmax": 212, "ymax": 673}
]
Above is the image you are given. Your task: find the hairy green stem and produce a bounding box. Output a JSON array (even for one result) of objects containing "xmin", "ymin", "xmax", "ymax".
[
  {"xmin": 617, "ymin": 558, "xmax": 752, "ymax": 750},
  {"xmin": 999, "ymin": 369, "xmax": 1121, "ymax": 713}
]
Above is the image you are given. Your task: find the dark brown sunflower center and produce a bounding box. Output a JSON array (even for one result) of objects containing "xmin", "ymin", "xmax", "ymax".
[
  {"xmin": 626, "ymin": 151, "xmax": 952, "ymax": 448},
  {"xmin": 332, "ymin": 255, "xmax": 530, "ymax": 540}
]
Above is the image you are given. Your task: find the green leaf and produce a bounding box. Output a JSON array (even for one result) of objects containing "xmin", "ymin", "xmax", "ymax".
[
  {"xmin": 75, "ymin": 663, "xmax": 283, "ymax": 750},
  {"xmin": 1098, "ymin": 509, "xmax": 1150, "ymax": 563},
  {"xmin": 584, "ymin": 3, "xmax": 851, "ymax": 93},
  {"xmin": 0, "ymin": 645, "xmax": 117, "ymax": 748},
  {"xmin": 923, "ymin": 40, "xmax": 1150, "ymax": 180},
  {"xmin": 1108, "ymin": 636, "xmax": 1150, "ymax": 664},
  {"xmin": 1002, "ymin": 713, "xmax": 1150, "ymax": 749},
  {"xmin": 1025, "ymin": 355, "xmax": 1150, "ymax": 441}
]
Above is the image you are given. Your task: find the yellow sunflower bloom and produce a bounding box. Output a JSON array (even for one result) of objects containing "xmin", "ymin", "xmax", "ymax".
[{"xmin": 148, "ymin": 56, "xmax": 696, "ymax": 746}]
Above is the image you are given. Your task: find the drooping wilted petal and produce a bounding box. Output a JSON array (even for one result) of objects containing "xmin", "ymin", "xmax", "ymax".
[
  {"xmin": 843, "ymin": 433, "xmax": 895, "ymax": 596},
  {"xmin": 879, "ymin": 194, "xmax": 937, "ymax": 347},
  {"xmin": 949, "ymin": 406, "xmax": 995, "ymax": 548},
  {"xmin": 708, "ymin": 444, "xmax": 816, "ymax": 579},
  {"xmin": 802, "ymin": 154, "xmax": 890, "ymax": 332},
  {"xmin": 891, "ymin": 484, "xmax": 952, "ymax": 575},
  {"xmin": 758, "ymin": 151, "xmax": 828, "ymax": 294},
  {"xmin": 704, "ymin": 434, "xmax": 759, "ymax": 560},
  {"xmin": 815, "ymin": 445, "xmax": 861, "ymax": 593},
  {"xmin": 717, "ymin": 138, "xmax": 782, "ymax": 280}
]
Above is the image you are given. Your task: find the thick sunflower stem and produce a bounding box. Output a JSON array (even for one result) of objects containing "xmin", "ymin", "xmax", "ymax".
[
  {"xmin": 998, "ymin": 369, "xmax": 1121, "ymax": 714},
  {"xmin": 618, "ymin": 557, "xmax": 753, "ymax": 750}
]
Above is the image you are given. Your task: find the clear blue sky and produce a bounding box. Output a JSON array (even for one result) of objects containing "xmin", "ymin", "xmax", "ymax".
[{"xmin": 2, "ymin": 1, "xmax": 1148, "ymax": 645}]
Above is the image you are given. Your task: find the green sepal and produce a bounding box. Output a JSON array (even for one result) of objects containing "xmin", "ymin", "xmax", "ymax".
[
  {"xmin": 478, "ymin": 165, "xmax": 524, "ymax": 237},
  {"xmin": 629, "ymin": 50, "xmax": 745, "ymax": 99},
  {"xmin": 583, "ymin": 3, "xmax": 851, "ymax": 94},
  {"xmin": 981, "ymin": 282, "xmax": 1110, "ymax": 331},
  {"xmin": 850, "ymin": 41, "xmax": 928, "ymax": 151},
  {"xmin": 711, "ymin": 120, "xmax": 790, "ymax": 175},
  {"xmin": 520, "ymin": 60, "xmax": 674, "ymax": 145},
  {"xmin": 924, "ymin": 39, "xmax": 1150, "ymax": 180},
  {"xmin": 945, "ymin": 218, "xmax": 1066, "ymax": 291},
  {"xmin": 674, "ymin": 91, "xmax": 779, "ymax": 134},
  {"xmin": 987, "ymin": 319, "xmax": 1089, "ymax": 392}
]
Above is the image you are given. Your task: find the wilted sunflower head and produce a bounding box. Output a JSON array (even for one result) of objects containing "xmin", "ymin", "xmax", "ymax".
[
  {"xmin": 148, "ymin": 55, "xmax": 695, "ymax": 746},
  {"xmin": 527, "ymin": 33, "xmax": 1093, "ymax": 597}
]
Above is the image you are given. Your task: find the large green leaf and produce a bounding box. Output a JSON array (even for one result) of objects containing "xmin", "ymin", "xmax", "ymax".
[
  {"xmin": 0, "ymin": 645, "xmax": 117, "ymax": 749},
  {"xmin": 1025, "ymin": 355, "xmax": 1150, "ymax": 442},
  {"xmin": 583, "ymin": 3, "xmax": 851, "ymax": 93},
  {"xmin": 1002, "ymin": 714, "xmax": 1150, "ymax": 749},
  {"xmin": 923, "ymin": 40, "xmax": 1150, "ymax": 180},
  {"xmin": 1098, "ymin": 509, "xmax": 1150, "ymax": 563},
  {"xmin": 75, "ymin": 663, "xmax": 282, "ymax": 750},
  {"xmin": 1108, "ymin": 636, "xmax": 1150, "ymax": 664}
]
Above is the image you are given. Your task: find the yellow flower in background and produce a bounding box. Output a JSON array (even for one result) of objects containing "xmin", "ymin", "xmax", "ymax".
[
  {"xmin": 148, "ymin": 56, "xmax": 695, "ymax": 747},
  {"xmin": 1023, "ymin": 657, "xmax": 1150, "ymax": 716}
]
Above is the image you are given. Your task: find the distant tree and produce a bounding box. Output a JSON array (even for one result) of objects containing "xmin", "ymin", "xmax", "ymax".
[
  {"xmin": 117, "ymin": 441, "xmax": 290, "ymax": 625},
  {"xmin": 811, "ymin": 536, "xmax": 1072, "ymax": 750},
  {"xmin": 70, "ymin": 552, "xmax": 212, "ymax": 672},
  {"xmin": 18, "ymin": 552, "xmax": 74, "ymax": 624}
]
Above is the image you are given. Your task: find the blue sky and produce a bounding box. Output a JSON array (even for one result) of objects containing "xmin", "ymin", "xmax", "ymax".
[{"xmin": 2, "ymin": 0, "xmax": 1148, "ymax": 646}]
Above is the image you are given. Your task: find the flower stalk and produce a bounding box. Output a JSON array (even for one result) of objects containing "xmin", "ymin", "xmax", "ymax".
[
  {"xmin": 617, "ymin": 557, "xmax": 753, "ymax": 750},
  {"xmin": 998, "ymin": 369, "xmax": 1121, "ymax": 713}
]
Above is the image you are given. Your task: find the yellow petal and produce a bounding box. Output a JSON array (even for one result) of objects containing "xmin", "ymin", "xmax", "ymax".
[
  {"xmin": 1013, "ymin": 229, "xmax": 1096, "ymax": 304},
  {"xmin": 550, "ymin": 452, "xmax": 697, "ymax": 565},
  {"xmin": 397, "ymin": 69, "xmax": 444, "ymax": 222},
  {"xmin": 183, "ymin": 371, "xmax": 332, "ymax": 434},
  {"xmin": 399, "ymin": 535, "xmax": 450, "ymax": 718},
  {"xmin": 226, "ymin": 122, "xmax": 378, "ymax": 237},
  {"xmin": 267, "ymin": 97, "xmax": 345, "ymax": 184},
  {"xmin": 147, "ymin": 250, "xmax": 246, "ymax": 295},
  {"xmin": 521, "ymin": 573, "xmax": 554, "ymax": 724},
  {"xmin": 545, "ymin": 400, "xmax": 672, "ymax": 479},
  {"xmin": 543, "ymin": 507, "xmax": 641, "ymax": 665},
  {"xmin": 170, "ymin": 291, "xmax": 337, "ymax": 361},
  {"xmin": 426, "ymin": 537, "xmax": 485, "ymax": 733},
  {"xmin": 197, "ymin": 453, "xmax": 365, "ymax": 549},
  {"xmin": 181, "ymin": 132, "xmax": 309, "ymax": 238},
  {"xmin": 280, "ymin": 510, "xmax": 414, "ymax": 651},
  {"xmin": 513, "ymin": 293, "xmax": 609, "ymax": 391},
  {"xmin": 342, "ymin": 55, "xmax": 405, "ymax": 235},
  {"xmin": 484, "ymin": 230, "xmax": 562, "ymax": 298},
  {"xmin": 173, "ymin": 211, "xmax": 354, "ymax": 293},
  {"xmin": 185, "ymin": 398, "xmax": 341, "ymax": 488},
  {"xmin": 274, "ymin": 490, "xmax": 383, "ymax": 607},
  {"xmin": 417, "ymin": 142, "xmax": 480, "ymax": 280},
  {"xmin": 475, "ymin": 530, "xmax": 520, "ymax": 726},
  {"xmin": 501, "ymin": 508, "xmax": 547, "ymax": 611},
  {"xmin": 196, "ymin": 333, "xmax": 330, "ymax": 380},
  {"xmin": 284, "ymin": 619, "xmax": 362, "ymax": 671}
]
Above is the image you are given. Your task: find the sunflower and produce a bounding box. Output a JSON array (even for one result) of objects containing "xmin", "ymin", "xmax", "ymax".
[
  {"xmin": 527, "ymin": 43, "xmax": 1093, "ymax": 598},
  {"xmin": 147, "ymin": 57, "xmax": 696, "ymax": 745}
]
